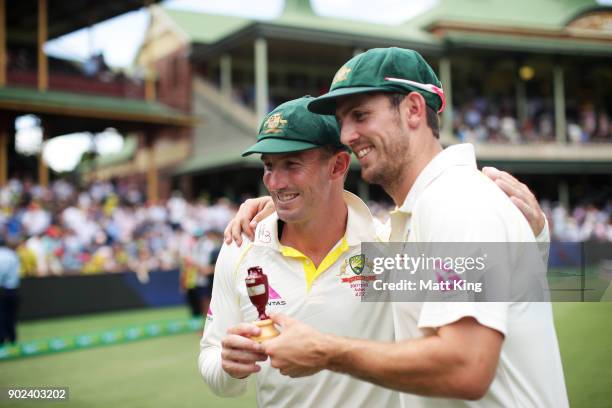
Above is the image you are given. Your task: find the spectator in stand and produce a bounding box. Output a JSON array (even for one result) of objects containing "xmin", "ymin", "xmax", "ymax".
[
  {"xmin": 21, "ymin": 200, "xmax": 50, "ymax": 237},
  {"xmin": 168, "ymin": 191, "xmax": 188, "ymax": 230}
]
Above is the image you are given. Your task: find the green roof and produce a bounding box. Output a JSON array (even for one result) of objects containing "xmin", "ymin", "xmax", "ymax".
[
  {"xmin": 162, "ymin": 0, "xmax": 610, "ymax": 52},
  {"xmin": 163, "ymin": 1, "xmax": 436, "ymax": 47},
  {"xmin": 0, "ymin": 86, "xmax": 195, "ymax": 127},
  {"xmin": 272, "ymin": 2, "xmax": 435, "ymax": 45},
  {"xmin": 163, "ymin": 8, "xmax": 252, "ymax": 44},
  {"xmin": 173, "ymin": 147, "xmax": 260, "ymax": 175},
  {"xmin": 406, "ymin": 0, "xmax": 603, "ymax": 31}
]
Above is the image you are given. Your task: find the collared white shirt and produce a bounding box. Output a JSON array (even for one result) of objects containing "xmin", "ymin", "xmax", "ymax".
[
  {"xmin": 200, "ymin": 191, "xmax": 400, "ymax": 408},
  {"xmin": 389, "ymin": 144, "xmax": 568, "ymax": 408}
]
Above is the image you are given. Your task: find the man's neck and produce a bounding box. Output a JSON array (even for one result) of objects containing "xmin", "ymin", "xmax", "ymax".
[
  {"xmin": 280, "ymin": 194, "xmax": 348, "ymax": 268},
  {"xmin": 387, "ymin": 139, "xmax": 443, "ymax": 207}
]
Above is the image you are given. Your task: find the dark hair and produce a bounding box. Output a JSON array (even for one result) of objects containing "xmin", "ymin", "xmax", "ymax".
[
  {"xmin": 386, "ymin": 93, "xmax": 440, "ymax": 139},
  {"xmin": 319, "ymin": 144, "xmax": 349, "ymax": 159},
  {"xmin": 318, "ymin": 145, "xmax": 350, "ymax": 180}
]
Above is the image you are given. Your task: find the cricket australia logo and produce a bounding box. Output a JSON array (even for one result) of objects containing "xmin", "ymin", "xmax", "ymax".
[
  {"xmin": 340, "ymin": 254, "xmax": 375, "ymax": 297},
  {"xmin": 349, "ymin": 254, "xmax": 365, "ymax": 275},
  {"xmin": 332, "ymin": 65, "xmax": 351, "ymax": 85},
  {"xmin": 263, "ymin": 113, "xmax": 288, "ymax": 134}
]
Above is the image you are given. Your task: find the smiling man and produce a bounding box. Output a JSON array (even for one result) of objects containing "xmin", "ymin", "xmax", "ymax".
[
  {"xmin": 199, "ymin": 96, "xmax": 400, "ymax": 407},
  {"xmin": 257, "ymin": 48, "xmax": 569, "ymax": 408}
]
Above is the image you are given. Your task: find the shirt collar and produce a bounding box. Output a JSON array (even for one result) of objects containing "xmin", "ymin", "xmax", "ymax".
[
  {"xmin": 343, "ymin": 190, "xmax": 377, "ymax": 246},
  {"xmin": 252, "ymin": 190, "xmax": 376, "ymax": 250},
  {"xmin": 397, "ymin": 143, "xmax": 477, "ymax": 214}
]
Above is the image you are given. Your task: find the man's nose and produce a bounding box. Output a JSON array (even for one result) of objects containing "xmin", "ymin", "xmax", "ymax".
[
  {"xmin": 340, "ymin": 122, "xmax": 359, "ymax": 146},
  {"xmin": 264, "ymin": 169, "xmax": 287, "ymax": 191}
]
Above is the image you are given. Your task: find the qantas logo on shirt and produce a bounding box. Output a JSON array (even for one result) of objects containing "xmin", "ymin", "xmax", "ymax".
[{"xmin": 267, "ymin": 285, "xmax": 286, "ymax": 306}]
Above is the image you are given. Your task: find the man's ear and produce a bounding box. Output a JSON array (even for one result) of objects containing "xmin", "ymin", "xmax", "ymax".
[
  {"xmin": 330, "ymin": 151, "xmax": 351, "ymax": 181},
  {"xmin": 401, "ymin": 92, "xmax": 427, "ymax": 129}
]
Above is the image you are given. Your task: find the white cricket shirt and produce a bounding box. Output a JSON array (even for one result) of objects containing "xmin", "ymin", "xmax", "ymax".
[
  {"xmin": 200, "ymin": 191, "xmax": 399, "ymax": 407},
  {"xmin": 388, "ymin": 144, "xmax": 569, "ymax": 408}
]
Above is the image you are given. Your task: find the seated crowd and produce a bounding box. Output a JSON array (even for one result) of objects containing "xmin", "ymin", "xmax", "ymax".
[
  {"xmin": 1, "ymin": 179, "xmax": 610, "ymax": 279},
  {"xmin": 453, "ymin": 97, "xmax": 611, "ymax": 144},
  {"xmin": 0, "ymin": 179, "xmax": 235, "ymax": 279}
]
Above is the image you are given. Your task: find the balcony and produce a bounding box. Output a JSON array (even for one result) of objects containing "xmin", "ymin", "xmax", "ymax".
[{"xmin": 6, "ymin": 69, "xmax": 145, "ymax": 100}]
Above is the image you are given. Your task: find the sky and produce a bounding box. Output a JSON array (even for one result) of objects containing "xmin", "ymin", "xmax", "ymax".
[{"xmin": 22, "ymin": 0, "xmax": 444, "ymax": 172}]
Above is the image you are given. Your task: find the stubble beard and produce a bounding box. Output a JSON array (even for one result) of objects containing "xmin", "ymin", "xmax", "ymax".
[{"xmin": 363, "ymin": 127, "xmax": 410, "ymax": 196}]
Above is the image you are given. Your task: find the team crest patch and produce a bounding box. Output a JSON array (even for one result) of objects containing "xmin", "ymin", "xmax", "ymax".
[
  {"xmin": 349, "ymin": 254, "xmax": 365, "ymax": 275},
  {"xmin": 340, "ymin": 255, "xmax": 375, "ymax": 297},
  {"xmin": 263, "ymin": 113, "xmax": 288, "ymax": 134},
  {"xmin": 332, "ymin": 65, "xmax": 351, "ymax": 85}
]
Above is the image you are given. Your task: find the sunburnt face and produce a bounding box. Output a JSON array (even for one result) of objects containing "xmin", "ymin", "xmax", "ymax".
[
  {"xmin": 336, "ymin": 93, "xmax": 411, "ymax": 188},
  {"xmin": 261, "ymin": 148, "xmax": 333, "ymax": 224}
]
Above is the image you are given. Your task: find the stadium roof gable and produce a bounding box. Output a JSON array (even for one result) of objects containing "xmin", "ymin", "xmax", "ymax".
[{"xmin": 162, "ymin": 8, "xmax": 253, "ymax": 44}]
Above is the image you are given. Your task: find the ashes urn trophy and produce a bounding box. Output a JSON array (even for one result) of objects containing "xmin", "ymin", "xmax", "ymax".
[{"xmin": 245, "ymin": 266, "xmax": 280, "ymax": 342}]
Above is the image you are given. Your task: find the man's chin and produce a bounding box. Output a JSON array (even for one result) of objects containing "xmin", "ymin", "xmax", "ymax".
[
  {"xmin": 361, "ymin": 167, "xmax": 388, "ymax": 187},
  {"xmin": 276, "ymin": 208, "xmax": 299, "ymax": 223},
  {"xmin": 360, "ymin": 167, "xmax": 377, "ymax": 184}
]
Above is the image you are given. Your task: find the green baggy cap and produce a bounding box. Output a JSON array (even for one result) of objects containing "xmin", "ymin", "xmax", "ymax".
[
  {"xmin": 242, "ymin": 96, "xmax": 345, "ymax": 156},
  {"xmin": 308, "ymin": 47, "xmax": 445, "ymax": 115}
]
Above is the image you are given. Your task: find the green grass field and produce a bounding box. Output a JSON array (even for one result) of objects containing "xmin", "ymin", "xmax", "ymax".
[{"xmin": 1, "ymin": 304, "xmax": 611, "ymax": 407}]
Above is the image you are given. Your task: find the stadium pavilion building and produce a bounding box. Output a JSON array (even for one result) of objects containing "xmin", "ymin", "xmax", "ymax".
[
  {"xmin": 0, "ymin": 0, "xmax": 197, "ymax": 202},
  {"xmin": 4, "ymin": 0, "xmax": 611, "ymax": 208}
]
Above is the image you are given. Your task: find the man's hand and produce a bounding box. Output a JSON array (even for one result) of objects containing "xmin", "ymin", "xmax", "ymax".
[
  {"xmin": 482, "ymin": 166, "xmax": 545, "ymax": 236},
  {"xmin": 262, "ymin": 314, "xmax": 329, "ymax": 378},
  {"xmin": 224, "ymin": 197, "xmax": 275, "ymax": 246},
  {"xmin": 221, "ymin": 323, "xmax": 268, "ymax": 379}
]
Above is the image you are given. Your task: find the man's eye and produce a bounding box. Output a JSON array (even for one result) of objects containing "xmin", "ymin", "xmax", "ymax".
[{"xmin": 354, "ymin": 111, "xmax": 366, "ymax": 121}]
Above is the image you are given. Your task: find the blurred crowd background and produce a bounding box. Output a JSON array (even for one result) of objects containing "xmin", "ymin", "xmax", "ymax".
[
  {"xmin": 1, "ymin": 178, "xmax": 610, "ymax": 279},
  {"xmin": 0, "ymin": 179, "xmax": 233, "ymax": 279},
  {"xmin": 453, "ymin": 95, "xmax": 611, "ymax": 144}
]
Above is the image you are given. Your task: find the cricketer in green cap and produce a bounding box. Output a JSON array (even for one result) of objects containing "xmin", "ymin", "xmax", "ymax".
[
  {"xmin": 242, "ymin": 96, "xmax": 346, "ymax": 157},
  {"xmin": 308, "ymin": 47, "xmax": 445, "ymax": 116}
]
